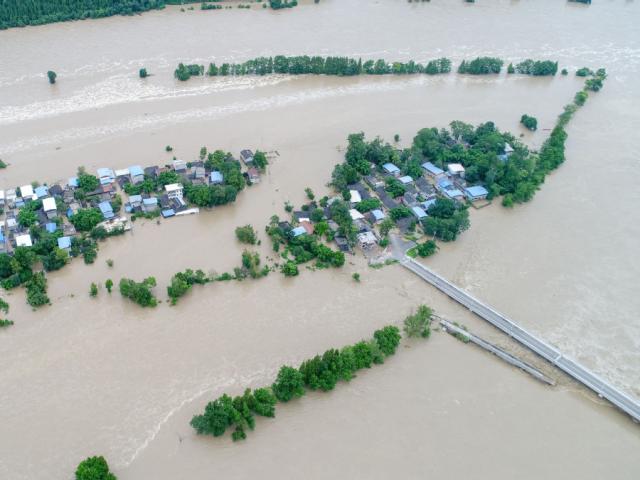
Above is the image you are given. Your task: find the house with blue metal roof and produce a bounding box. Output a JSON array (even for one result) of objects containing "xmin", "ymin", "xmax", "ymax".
[
  {"xmin": 444, "ymin": 189, "xmax": 465, "ymax": 200},
  {"xmin": 68, "ymin": 177, "xmax": 79, "ymax": 188},
  {"xmin": 128, "ymin": 194, "xmax": 142, "ymax": 209},
  {"xmin": 98, "ymin": 201, "xmax": 114, "ymax": 219},
  {"xmin": 399, "ymin": 175, "xmax": 413, "ymax": 185},
  {"xmin": 382, "ymin": 163, "xmax": 400, "ymax": 176},
  {"xmin": 210, "ymin": 171, "xmax": 224, "ymax": 185},
  {"xmin": 422, "ymin": 162, "xmax": 445, "ymax": 178},
  {"xmin": 34, "ymin": 186, "xmax": 49, "ymax": 198},
  {"xmin": 97, "ymin": 168, "xmax": 115, "ymax": 185},
  {"xmin": 464, "ymin": 185, "xmax": 489, "ymax": 201},
  {"xmin": 437, "ymin": 178, "xmax": 453, "ymax": 191},
  {"xmin": 45, "ymin": 222, "xmax": 57, "ymax": 233},
  {"xmin": 129, "ymin": 165, "xmax": 144, "ymax": 184},
  {"xmin": 142, "ymin": 197, "xmax": 158, "ymax": 213},
  {"xmin": 370, "ymin": 209, "xmax": 385, "ymax": 223},
  {"xmin": 161, "ymin": 209, "xmax": 175, "ymax": 218},
  {"xmin": 57, "ymin": 236, "xmax": 72, "ymax": 251},
  {"xmin": 411, "ymin": 206, "xmax": 427, "ymax": 219},
  {"xmin": 290, "ymin": 226, "xmax": 306, "ymax": 237}
]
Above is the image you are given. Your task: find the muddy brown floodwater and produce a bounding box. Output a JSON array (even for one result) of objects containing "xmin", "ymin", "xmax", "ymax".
[{"xmin": 0, "ymin": 0, "xmax": 639, "ymax": 479}]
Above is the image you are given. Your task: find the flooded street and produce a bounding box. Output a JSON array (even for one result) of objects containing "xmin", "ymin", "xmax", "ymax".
[{"xmin": 1, "ymin": 0, "xmax": 639, "ymax": 478}]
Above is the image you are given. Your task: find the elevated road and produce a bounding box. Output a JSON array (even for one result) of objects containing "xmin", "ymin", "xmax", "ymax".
[{"xmin": 402, "ymin": 257, "xmax": 640, "ymax": 423}]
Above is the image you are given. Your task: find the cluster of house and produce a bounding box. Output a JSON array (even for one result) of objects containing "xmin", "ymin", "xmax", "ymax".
[
  {"xmin": 281, "ymin": 146, "xmax": 508, "ymax": 253},
  {"xmin": 0, "ymin": 149, "xmax": 262, "ymax": 255}
]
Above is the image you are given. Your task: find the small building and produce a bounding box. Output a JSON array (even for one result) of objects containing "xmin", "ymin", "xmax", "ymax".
[
  {"xmin": 142, "ymin": 197, "xmax": 158, "ymax": 213},
  {"xmin": 129, "ymin": 165, "xmax": 144, "ymax": 184},
  {"xmin": 290, "ymin": 226, "xmax": 306, "ymax": 237},
  {"xmin": 300, "ymin": 221, "xmax": 314, "ymax": 235},
  {"xmin": 20, "ymin": 184, "xmax": 35, "ymax": 200},
  {"xmin": 498, "ymin": 143, "xmax": 515, "ymax": 162},
  {"xmin": 165, "ymin": 183, "xmax": 184, "ymax": 201},
  {"xmin": 98, "ymin": 201, "xmax": 115, "ymax": 220},
  {"xmin": 421, "ymin": 198, "xmax": 437, "ymax": 211},
  {"xmin": 364, "ymin": 175, "xmax": 384, "ymax": 189},
  {"xmin": 349, "ymin": 209, "xmax": 365, "ymax": 221},
  {"xmin": 191, "ymin": 166, "xmax": 206, "ymax": 183},
  {"xmin": 57, "ymin": 236, "xmax": 72, "ymax": 252},
  {"xmin": 34, "ymin": 185, "xmax": 49, "ymax": 199},
  {"xmin": 6, "ymin": 217, "xmax": 17, "ymax": 231},
  {"xmin": 402, "ymin": 192, "xmax": 419, "ymax": 207},
  {"xmin": 67, "ymin": 177, "xmax": 79, "ymax": 189},
  {"xmin": 437, "ymin": 178, "xmax": 454, "ymax": 192},
  {"xmin": 334, "ymin": 236, "xmax": 351, "ymax": 253},
  {"xmin": 240, "ymin": 149, "xmax": 254, "ymax": 165},
  {"xmin": 0, "ymin": 190, "xmax": 4, "ymax": 207},
  {"xmin": 444, "ymin": 189, "xmax": 465, "ymax": 201},
  {"xmin": 447, "ymin": 163, "xmax": 465, "ymax": 178},
  {"xmin": 144, "ymin": 166, "xmax": 159, "ymax": 179},
  {"xmin": 49, "ymin": 184, "xmax": 64, "ymax": 197},
  {"xmin": 128, "ymin": 194, "xmax": 143, "ymax": 209},
  {"xmin": 398, "ymin": 175, "xmax": 413, "ymax": 185},
  {"xmin": 382, "ymin": 162, "xmax": 400, "ymax": 176},
  {"xmin": 210, "ymin": 171, "xmax": 224, "ymax": 185},
  {"xmin": 357, "ymin": 231, "xmax": 377, "ymax": 250},
  {"xmin": 247, "ymin": 167, "xmax": 260, "ymax": 185},
  {"xmin": 422, "ymin": 162, "xmax": 445, "ymax": 179},
  {"xmin": 374, "ymin": 187, "xmax": 399, "ymax": 210},
  {"xmin": 464, "ymin": 185, "xmax": 489, "ymax": 201},
  {"xmin": 15, "ymin": 233, "xmax": 33, "ymax": 248},
  {"xmin": 370, "ymin": 209, "xmax": 385, "ymax": 223},
  {"xmin": 411, "ymin": 206, "xmax": 427, "ymax": 220},
  {"xmin": 173, "ymin": 159, "xmax": 187, "ymax": 173},
  {"xmin": 349, "ymin": 189, "xmax": 362, "ymax": 203},
  {"xmin": 97, "ymin": 168, "xmax": 115, "ymax": 185},
  {"xmin": 45, "ymin": 222, "xmax": 57, "ymax": 234},
  {"xmin": 115, "ymin": 168, "xmax": 130, "ymax": 179},
  {"xmin": 161, "ymin": 209, "xmax": 175, "ymax": 218},
  {"xmin": 293, "ymin": 211, "xmax": 311, "ymax": 223},
  {"xmin": 42, "ymin": 197, "xmax": 58, "ymax": 219}
]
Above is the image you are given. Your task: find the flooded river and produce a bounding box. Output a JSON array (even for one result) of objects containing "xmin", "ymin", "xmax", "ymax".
[{"xmin": 0, "ymin": 0, "xmax": 639, "ymax": 478}]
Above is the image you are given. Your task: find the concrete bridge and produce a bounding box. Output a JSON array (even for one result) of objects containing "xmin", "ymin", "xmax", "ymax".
[{"xmin": 401, "ymin": 256, "xmax": 640, "ymax": 423}]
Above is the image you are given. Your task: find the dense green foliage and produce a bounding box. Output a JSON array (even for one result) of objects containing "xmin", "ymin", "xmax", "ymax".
[
  {"xmin": 26, "ymin": 271, "xmax": 50, "ymax": 307},
  {"xmin": 166, "ymin": 269, "xmax": 208, "ymax": 304},
  {"xmin": 0, "ymin": 0, "xmax": 167, "ymax": 30},
  {"xmin": 458, "ymin": 57, "xmax": 503, "ymax": 74},
  {"xmin": 403, "ymin": 305, "xmax": 432, "ymax": 338},
  {"xmin": 415, "ymin": 239, "xmax": 438, "ymax": 257},
  {"xmin": 0, "ymin": 319, "xmax": 14, "ymax": 328},
  {"xmin": 271, "ymin": 366, "xmax": 305, "ymax": 402},
  {"xmin": 180, "ymin": 55, "xmax": 452, "ymax": 81},
  {"xmin": 235, "ymin": 224, "xmax": 257, "ymax": 244},
  {"xmin": 90, "ymin": 282, "xmax": 98, "ymax": 297},
  {"xmin": 423, "ymin": 198, "xmax": 470, "ymax": 241},
  {"xmin": 520, "ymin": 114, "xmax": 538, "ymax": 131},
  {"xmin": 0, "ymin": 298, "xmax": 9, "ymax": 314},
  {"xmin": 75, "ymin": 455, "xmax": 117, "ymax": 480},
  {"xmin": 373, "ymin": 326, "xmax": 401, "ymax": 356},
  {"xmin": 119, "ymin": 277, "xmax": 157, "ymax": 307},
  {"xmin": 270, "ymin": 0, "xmax": 298, "ymax": 9},
  {"xmin": 190, "ymin": 388, "xmax": 277, "ymax": 441},
  {"xmin": 514, "ymin": 59, "xmax": 558, "ymax": 76},
  {"xmin": 70, "ymin": 208, "xmax": 103, "ymax": 232}
]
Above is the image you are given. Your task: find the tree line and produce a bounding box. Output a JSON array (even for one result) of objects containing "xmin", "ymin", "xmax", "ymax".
[
  {"xmin": 190, "ymin": 324, "xmax": 404, "ymax": 442},
  {"xmin": 175, "ymin": 56, "xmax": 453, "ymax": 81}
]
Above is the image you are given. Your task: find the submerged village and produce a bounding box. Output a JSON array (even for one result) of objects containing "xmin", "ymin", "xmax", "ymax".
[{"xmin": 0, "ymin": 126, "xmax": 513, "ymax": 312}]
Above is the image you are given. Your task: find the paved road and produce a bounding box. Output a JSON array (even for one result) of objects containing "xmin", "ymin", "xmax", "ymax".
[{"xmin": 402, "ymin": 256, "xmax": 640, "ymax": 423}]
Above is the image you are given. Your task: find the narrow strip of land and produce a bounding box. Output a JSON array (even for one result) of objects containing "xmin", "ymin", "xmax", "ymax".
[{"xmin": 394, "ymin": 247, "xmax": 640, "ymax": 422}]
